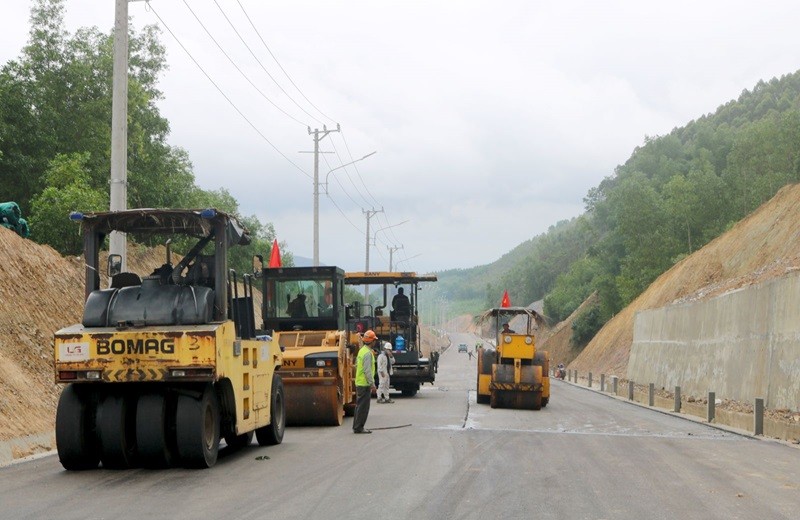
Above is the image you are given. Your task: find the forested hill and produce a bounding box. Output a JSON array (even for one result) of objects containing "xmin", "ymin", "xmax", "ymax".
[{"xmin": 440, "ymin": 69, "xmax": 800, "ymax": 345}]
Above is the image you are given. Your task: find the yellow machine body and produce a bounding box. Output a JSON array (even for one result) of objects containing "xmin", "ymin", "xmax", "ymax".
[
  {"xmin": 54, "ymin": 321, "xmax": 282, "ymax": 434},
  {"xmin": 475, "ymin": 307, "xmax": 550, "ymax": 410},
  {"xmin": 273, "ymin": 330, "xmax": 355, "ymax": 426}
]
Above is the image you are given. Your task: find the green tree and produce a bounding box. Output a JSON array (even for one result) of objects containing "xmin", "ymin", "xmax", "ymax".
[{"xmin": 28, "ymin": 152, "xmax": 107, "ymax": 254}]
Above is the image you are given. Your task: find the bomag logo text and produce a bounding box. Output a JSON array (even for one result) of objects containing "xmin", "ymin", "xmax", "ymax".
[{"xmin": 97, "ymin": 338, "xmax": 175, "ymax": 355}]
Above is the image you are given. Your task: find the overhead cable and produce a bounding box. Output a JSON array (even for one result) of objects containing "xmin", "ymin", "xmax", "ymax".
[{"xmin": 145, "ymin": 1, "xmax": 311, "ymax": 179}]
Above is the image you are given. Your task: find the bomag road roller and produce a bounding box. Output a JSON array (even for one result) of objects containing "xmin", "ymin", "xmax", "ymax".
[
  {"xmin": 475, "ymin": 307, "xmax": 550, "ymax": 409},
  {"xmin": 53, "ymin": 209, "xmax": 285, "ymax": 470},
  {"xmin": 259, "ymin": 265, "xmax": 358, "ymax": 425},
  {"xmin": 344, "ymin": 271, "xmax": 438, "ymax": 397}
]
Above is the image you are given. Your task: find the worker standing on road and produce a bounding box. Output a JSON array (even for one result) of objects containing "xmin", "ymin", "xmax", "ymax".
[
  {"xmin": 377, "ymin": 342, "xmax": 395, "ymax": 403},
  {"xmin": 353, "ymin": 330, "xmax": 378, "ymax": 434}
]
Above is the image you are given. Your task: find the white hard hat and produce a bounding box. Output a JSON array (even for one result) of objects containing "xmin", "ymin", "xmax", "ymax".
[{"xmin": 383, "ymin": 342, "xmax": 392, "ymax": 350}]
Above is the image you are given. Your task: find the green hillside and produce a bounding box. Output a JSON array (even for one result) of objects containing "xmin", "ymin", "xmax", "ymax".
[{"xmin": 437, "ymin": 70, "xmax": 800, "ymax": 347}]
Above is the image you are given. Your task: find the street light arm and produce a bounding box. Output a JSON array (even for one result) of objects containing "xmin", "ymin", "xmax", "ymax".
[
  {"xmin": 372, "ymin": 219, "xmax": 409, "ymax": 245},
  {"xmin": 323, "ymin": 151, "xmax": 377, "ymax": 193}
]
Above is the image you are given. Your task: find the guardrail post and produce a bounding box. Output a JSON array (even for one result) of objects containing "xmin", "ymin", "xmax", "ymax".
[
  {"xmin": 600, "ymin": 374, "xmax": 605, "ymax": 392},
  {"xmin": 707, "ymin": 391, "xmax": 715, "ymax": 422},
  {"xmin": 588, "ymin": 372, "xmax": 593, "ymax": 388},
  {"xmin": 648, "ymin": 383, "xmax": 654, "ymax": 406},
  {"xmin": 674, "ymin": 386, "xmax": 681, "ymax": 412},
  {"xmin": 754, "ymin": 398, "xmax": 764, "ymax": 436},
  {"xmin": 628, "ymin": 380, "xmax": 634, "ymax": 401},
  {"xmin": 612, "ymin": 376, "xmax": 618, "ymax": 395}
]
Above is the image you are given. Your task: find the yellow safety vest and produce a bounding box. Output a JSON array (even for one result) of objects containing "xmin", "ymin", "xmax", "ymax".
[{"xmin": 355, "ymin": 345, "xmax": 374, "ymax": 387}]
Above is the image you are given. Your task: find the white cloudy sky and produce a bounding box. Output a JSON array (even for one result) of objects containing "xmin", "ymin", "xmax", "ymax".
[{"xmin": 1, "ymin": 1, "xmax": 798, "ymax": 273}]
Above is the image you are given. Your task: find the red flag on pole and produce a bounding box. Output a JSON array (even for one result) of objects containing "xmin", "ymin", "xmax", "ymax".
[
  {"xmin": 500, "ymin": 290, "xmax": 511, "ymax": 308},
  {"xmin": 268, "ymin": 239, "xmax": 282, "ymax": 268}
]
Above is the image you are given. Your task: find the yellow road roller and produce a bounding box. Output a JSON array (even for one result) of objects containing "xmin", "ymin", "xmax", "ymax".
[
  {"xmin": 259, "ymin": 266, "xmax": 358, "ymax": 425},
  {"xmin": 476, "ymin": 307, "xmax": 549, "ymax": 409},
  {"xmin": 54, "ymin": 209, "xmax": 285, "ymax": 470}
]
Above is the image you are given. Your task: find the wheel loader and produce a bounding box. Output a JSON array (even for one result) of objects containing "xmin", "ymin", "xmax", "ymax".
[
  {"xmin": 258, "ymin": 265, "xmax": 358, "ymax": 425},
  {"xmin": 343, "ymin": 272, "xmax": 438, "ymax": 397},
  {"xmin": 53, "ymin": 208, "xmax": 285, "ymax": 470},
  {"xmin": 475, "ymin": 307, "xmax": 550, "ymax": 409}
]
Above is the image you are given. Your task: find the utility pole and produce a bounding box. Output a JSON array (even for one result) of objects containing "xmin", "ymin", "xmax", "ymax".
[
  {"xmin": 363, "ymin": 207, "xmax": 383, "ymax": 301},
  {"xmin": 308, "ymin": 124, "xmax": 340, "ymax": 266},
  {"xmin": 109, "ymin": 0, "xmax": 129, "ymax": 270},
  {"xmin": 388, "ymin": 245, "xmax": 403, "ymax": 271}
]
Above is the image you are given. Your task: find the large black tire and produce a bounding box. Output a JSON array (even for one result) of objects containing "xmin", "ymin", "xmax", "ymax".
[
  {"xmin": 56, "ymin": 384, "xmax": 99, "ymax": 471},
  {"xmin": 531, "ymin": 391, "xmax": 543, "ymax": 411},
  {"xmin": 96, "ymin": 392, "xmax": 137, "ymax": 469},
  {"xmin": 541, "ymin": 397, "xmax": 549, "ymax": 408},
  {"xmin": 225, "ymin": 431, "xmax": 254, "ymax": 450},
  {"xmin": 136, "ymin": 393, "xmax": 176, "ymax": 468},
  {"xmin": 176, "ymin": 385, "xmax": 220, "ymax": 468},
  {"xmin": 256, "ymin": 374, "xmax": 285, "ymax": 446},
  {"xmin": 400, "ymin": 385, "xmax": 418, "ymax": 397}
]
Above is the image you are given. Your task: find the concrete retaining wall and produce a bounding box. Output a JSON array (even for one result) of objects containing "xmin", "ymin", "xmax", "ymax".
[{"xmin": 628, "ymin": 271, "xmax": 800, "ymax": 410}]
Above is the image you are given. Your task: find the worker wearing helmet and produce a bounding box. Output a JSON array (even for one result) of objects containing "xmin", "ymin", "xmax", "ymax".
[{"xmin": 353, "ymin": 330, "xmax": 378, "ymax": 433}]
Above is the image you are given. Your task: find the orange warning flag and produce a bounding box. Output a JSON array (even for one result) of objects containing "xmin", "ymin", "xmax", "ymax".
[
  {"xmin": 268, "ymin": 239, "xmax": 282, "ymax": 268},
  {"xmin": 500, "ymin": 290, "xmax": 511, "ymax": 308}
]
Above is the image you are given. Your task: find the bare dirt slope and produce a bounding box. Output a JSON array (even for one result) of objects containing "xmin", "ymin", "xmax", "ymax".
[
  {"xmin": 571, "ymin": 183, "xmax": 800, "ymax": 377},
  {"xmin": 0, "ymin": 229, "xmax": 83, "ymax": 440},
  {"xmin": 0, "ymin": 234, "xmax": 177, "ymax": 441}
]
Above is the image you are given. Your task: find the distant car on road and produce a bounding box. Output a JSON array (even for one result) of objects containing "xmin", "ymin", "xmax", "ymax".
[{"xmin": 458, "ymin": 343, "xmax": 468, "ymax": 353}]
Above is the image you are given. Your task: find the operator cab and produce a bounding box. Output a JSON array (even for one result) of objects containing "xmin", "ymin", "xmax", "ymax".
[{"xmin": 260, "ymin": 266, "xmax": 346, "ymax": 333}]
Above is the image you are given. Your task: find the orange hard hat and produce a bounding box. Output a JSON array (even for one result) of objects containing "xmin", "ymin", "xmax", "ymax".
[{"xmin": 363, "ymin": 330, "xmax": 377, "ymax": 342}]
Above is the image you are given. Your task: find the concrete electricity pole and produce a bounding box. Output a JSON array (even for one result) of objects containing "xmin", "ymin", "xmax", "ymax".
[
  {"xmin": 363, "ymin": 207, "xmax": 383, "ymax": 301},
  {"xmin": 308, "ymin": 124, "xmax": 340, "ymax": 266},
  {"xmin": 388, "ymin": 245, "xmax": 404, "ymax": 271},
  {"xmin": 109, "ymin": 0, "xmax": 130, "ymax": 270}
]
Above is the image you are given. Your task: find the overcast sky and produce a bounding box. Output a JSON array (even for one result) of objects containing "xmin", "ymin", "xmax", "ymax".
[{"xmin": 2, "ymin": 1, "xmax": 799, "ymax": 273}]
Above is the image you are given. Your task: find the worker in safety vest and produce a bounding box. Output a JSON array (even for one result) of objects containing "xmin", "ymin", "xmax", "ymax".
[{"xmin": 353, "ymin": 330, "xmax": 377, "ymax": 433}]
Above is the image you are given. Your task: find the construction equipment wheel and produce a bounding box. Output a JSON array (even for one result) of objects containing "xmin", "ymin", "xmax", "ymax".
[
  {"xmin": 97, "ymin": 392, "xmax": 137, "ymax": 469},
  {"xmin": 176, "ymin": 385, "xmax": 220, "ymax": 468},
  {"xmin": 399, "ymin": 384, "xmax": 419, "ymax": 397},
  {"xmin": 256, "ymin": 374, "xmax": 285, "ymax": 446},
  {"xmin": 541, "ymin": 397, "xmax": 549, "ymax": 408},
  {"xmin": 136, "ymin": 393, "xmax": 176, "ymax": 468},
  {"xmin": 490, "ymin": 390, "xmax": 499, "ymax": 409},
  {"xmin": 224, "ymin": 431, "xmax": 254, "ymax": 450},
  {"xmin": 476, "ymin": 348, "xmax": 493, "ymax": 405},
  {"xmin": 56, "ymin": 384, "xmax": 99, "ymax": 471},
  {"xmin": 531, "ymin": 391, "xmax": 543, "ymax": 410}
]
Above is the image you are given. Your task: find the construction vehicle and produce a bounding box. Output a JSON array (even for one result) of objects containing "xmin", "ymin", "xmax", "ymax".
[
  {"xmin": 476, "ymin": 307, "xmax": 550, "ymax": 409},
  {"xmin": 53, "ymin": 209, "xmax": 285, "ymax": 470},
  {"xmin": 344, "ymin": 272, "xmax": 438, "ymax": 397},
  {"xmin": 258, "ymin": 265, "xmax": 358, "ymax": 425}
]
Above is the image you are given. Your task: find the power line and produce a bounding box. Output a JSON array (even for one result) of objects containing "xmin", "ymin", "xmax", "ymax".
[
  {"xmin": 212, "ymin": 0, "xmax": 325, "ymax": 126},
  {"xmin": 182, "ymin": 0, "xmax": 309, "ymax": 127},
  {"xmin": 235, "ymin": 0, "xmax": 339, "ymax": 125},
  {"xmin": 146, "ymin": 1, "xmax": 311, "ymax": 179}
]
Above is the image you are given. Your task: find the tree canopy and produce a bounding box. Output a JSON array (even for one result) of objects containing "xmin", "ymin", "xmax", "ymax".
[{"xmin": 0, "ymin": 0, "xmax": 287, "ymax": 273}]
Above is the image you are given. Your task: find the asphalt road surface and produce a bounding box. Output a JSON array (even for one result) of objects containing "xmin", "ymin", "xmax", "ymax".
[{"xmin": 1, "ymin": 332, "xmax": 798, "ymax": 520}]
